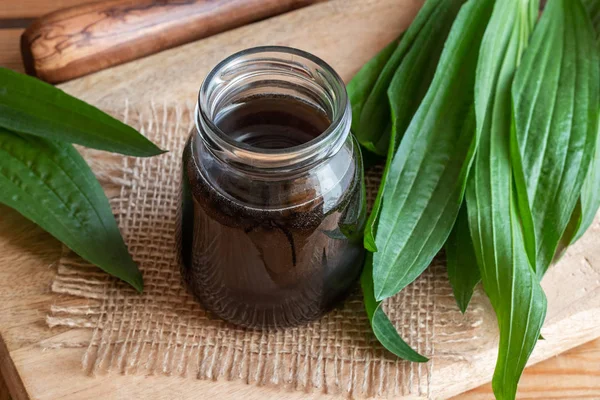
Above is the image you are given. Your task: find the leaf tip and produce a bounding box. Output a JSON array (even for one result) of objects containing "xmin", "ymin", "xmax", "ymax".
[
  {"xmin": 153, "ymin": 146, "xmax": 169, "ymax": 155},
  {"xmin": 373, "ymin": 285, "xmax": 390, "ymax": 303},
  {"xmin": 363, "ymin": 236, "xmax": 378, "ymax": 252},
  {"xmin": 121, "ymin": 258, "xmax": 144, "ymax": 293},
  {"xmin": 136, "ymin": 146, "xmax": 168, "ymax": 158},
  {"xmin": 456, "ymin": 291, "xmax": 474, "ymax": 314},
  {"xmin": 130, "ymin": 272, "xmax": 144, "ymax": 293},
  {"xmin": 413, "ymin": 354, "xmax": 429, "ymax": 363},
  {"xmin": 373, "ymin": 273, "xmax": 401, "ymax": 302}
]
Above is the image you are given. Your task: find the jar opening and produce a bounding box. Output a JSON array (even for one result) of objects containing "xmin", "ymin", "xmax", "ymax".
[{"xmin": 196, "ymin": 46, "xmax": 351, "ymax": 172}]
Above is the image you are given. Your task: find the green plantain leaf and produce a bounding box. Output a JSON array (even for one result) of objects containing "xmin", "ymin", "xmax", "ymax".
[
  {"xmin": 360, "ymin": 253, "xmax": 427, "ymax": 362},
  {"xmin": 574, "ymin": 125, "xmax": 600, "ymax": 242},
  {"xmin": 465, "ymin": 1, "xmax": 547, "ymax": 398},
  {"xmin": 557, "ymin": 201, "xmax": 583, "ymax": 259},
  {"xmin": 348, "ymin": 38, "xmax": 399, "ymax": 147},
  {"xmin": 351, "ymin": 0, "xmax": 443, "ymax": 156},
  {"xmin": 363, "ymin": 0, "xmax": 465, "ymax": 252},
  {"xmin": 512, "ymin": 0, "xmax": 599, "ymax": 277},
  {"xmin": 0, "ymin": 128, "xmax": 143, "ymax": 291},
  {"xmin": 583, "ymin": 0, "xmax": 600, "ymax": 29},
  {"xmin": 572, "ymin": 0, "xmax": 600, "ymax": 243},
  {"xmin": 372, "ymin": 0, "xmax": 490, "ymax": 301},
  {"xmin": 446, "ymin": 202, "xmax": 480, "ymax": 314},
  {"xmin": 0, "ymin": 68, "xmax": 164, "ymax": 157},
  {"xmin": 486, "ymin": 194, "xmax": 547, "ymax": 400}
]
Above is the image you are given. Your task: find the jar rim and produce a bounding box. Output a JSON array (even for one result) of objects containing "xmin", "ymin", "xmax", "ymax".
[{"xmin": 196, "ymin": 46, "xmax": 350, "ymax": 163}]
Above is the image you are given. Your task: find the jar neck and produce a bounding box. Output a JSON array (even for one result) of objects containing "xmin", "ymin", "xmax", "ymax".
[{"xmin": 194, "ymin": 46, "xmax": 351, "ymax": 176}]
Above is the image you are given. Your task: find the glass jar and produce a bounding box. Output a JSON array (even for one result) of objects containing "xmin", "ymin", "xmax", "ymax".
[{"xmin": 179, "ymin": 46, "xmax": 365, "ymax": 329}]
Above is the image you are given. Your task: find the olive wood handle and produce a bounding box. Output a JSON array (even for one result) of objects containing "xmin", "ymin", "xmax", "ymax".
[{"xmin": 21, "ymin": 0, "xmax": 325, "ymax": 83}]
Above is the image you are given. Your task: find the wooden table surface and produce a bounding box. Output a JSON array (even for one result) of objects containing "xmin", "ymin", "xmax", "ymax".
[{"xmin": 1, "ymin": 1, "xmax": 600, "ymax": 399}]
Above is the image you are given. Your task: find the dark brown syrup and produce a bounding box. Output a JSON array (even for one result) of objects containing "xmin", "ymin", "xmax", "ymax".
[{"xmin": 180, "ymin": 96, "xmax": 364, "ymax": 329}]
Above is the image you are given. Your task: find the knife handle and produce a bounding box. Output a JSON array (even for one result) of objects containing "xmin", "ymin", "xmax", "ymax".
[{"xmin": 21, "ymin": 0, "xmax": 325, "ymax": 84}]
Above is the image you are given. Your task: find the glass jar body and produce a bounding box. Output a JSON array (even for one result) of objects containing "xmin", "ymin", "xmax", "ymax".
[{"xmin": 180, "ymin": 129, "xmax": 365, "ymax": 329}]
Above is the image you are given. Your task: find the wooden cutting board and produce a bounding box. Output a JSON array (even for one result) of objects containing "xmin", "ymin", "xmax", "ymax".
[{"xmin": 1, "ymin": 0, "xmax": 600, "ymax": 399}]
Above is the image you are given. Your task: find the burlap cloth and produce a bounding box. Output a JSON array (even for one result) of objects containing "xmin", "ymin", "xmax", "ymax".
[{"xmin": 48, "ymin": 102, "xmax": 481, "ymax": 399}]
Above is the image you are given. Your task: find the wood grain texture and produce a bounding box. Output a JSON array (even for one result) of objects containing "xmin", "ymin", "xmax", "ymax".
[
  {"xmin": 0, "ymin": 30, "xmax": 25, "ymax": 72},
  {"xmin": 457, "ymin": 338, "xmax": 600, "ymax": 399},
  {"xmin": 20, "ymin": 0, "xmax": 326, "ymax": 83},
  {"xmin": 0, "ymin": 0, "xmax": 600, "ymax": 398},
  {"xmin": 0, "ymin": 372, "xmax": 11, "ymax": 400},
  {"xmin": 0, "ymin": 0, "xmax": 85, "ymax": 19}
]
